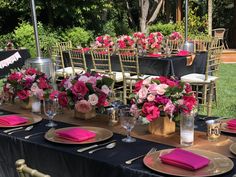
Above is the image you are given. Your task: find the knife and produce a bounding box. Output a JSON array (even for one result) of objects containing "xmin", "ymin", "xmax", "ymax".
[
  {"xmin": 3, "ymin": 127, "xmax": 23, "ymax": 133},
  {"xmin": 77, "ymin": 140, "xmax": 116, "ymax": 153}
]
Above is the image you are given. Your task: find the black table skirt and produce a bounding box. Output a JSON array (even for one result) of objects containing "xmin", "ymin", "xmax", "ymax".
[
  {"xmin": 63, "ymin": 52, "xmax": 207, "ymax": 78},
  {"xmin": 0, "ymin": 49, "xmax": 31, "ymax": 78},
  {"xmin": 0, "ymin": 110, "xmax": 235, "ymax": 177}
]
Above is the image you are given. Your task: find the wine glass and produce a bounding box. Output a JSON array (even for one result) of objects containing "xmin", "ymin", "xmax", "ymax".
[
  {"xmin": 119, "ymin": 107, "xmax": 137, "ymax": 143},
  {"xmin": 43, "ymin": 98, "xmax": 58, "ymax": 127}
]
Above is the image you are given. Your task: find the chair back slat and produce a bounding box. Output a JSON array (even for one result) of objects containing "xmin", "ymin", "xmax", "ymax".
[
  {"xmin": 69, "ymin": 49, "xmax": 87, "ymax": 75},
  {"xmin": 165, "ymin": 39, "xmax": 184, "ymax": 52},
  {"xmin": 91, "ymin": 48, "xmax": 112, "ymax": 72}
]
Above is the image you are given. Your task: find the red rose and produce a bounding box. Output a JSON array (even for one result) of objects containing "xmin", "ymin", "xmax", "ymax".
[
  {"xmin": 38, "ymin": 77, "xmax": 50, "ymax": 90},
  {"xmin": 71, "ymin": 81, "xmax": 88, "ymax": 96},
  {"xmin": 156, "ymin": 76, "xmax": 167, "ymax": 84},
  {"xmin": 181, "ymin": 95, "xmax": 196, "ymax": 113},
  {"xmin": 17, "ymin": 90, "xmax": 30, "ymax": 100},
  {"xmin": 58, "ymin": 92, "xmax": 68, "ymax": 107},
  {"xmin": 134, "ymin": 80, "xmax": 143, "ymax": 93},
  {"xmin": 142, "ymin": 102, "xmax": 160, "ymax": 122},
  {"xmin": 97, "ymin": 92, "xmax": 107, "ymax": 106},
  {"xmin": 25, "ymin": 68, "xmax": 37, "ymax": 75},
  {"xmin": 8, "ymin": 72, "xmax": 22, "ymax": 82}
]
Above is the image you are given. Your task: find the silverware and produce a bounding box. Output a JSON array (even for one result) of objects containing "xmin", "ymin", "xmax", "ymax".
[
  {"xmin": 125, "ymin": 147, "xmax": 157, "ymax": 165},
  {"xmin": 24, "ymin": 132, "xmax": 45, "ymax": 139},
  {"xmin": 77, "ymin": 140, "xmax": 117, "ymax": 153},
  {"xmin": 88, "ymin": 142, "xmax": 116, "ymax": 154},
  {"xmin": 3, "ymin": 127, "xmax": 23, "ymax": 133},
  {"xmin": 8, "ymin": 125, "xmax": 34, "ymax": 135}
]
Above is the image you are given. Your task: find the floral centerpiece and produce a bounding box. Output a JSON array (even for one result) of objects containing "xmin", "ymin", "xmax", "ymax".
[
  {"xmin": 169, "ymin": 32, "xmax": 183, "ymax": 40},
  {"xmin": 117, "ymin": 35, "xmax": 135, "ymax": 49},
  {"xmin": 146, "ymin": 32, "xmax": 163, "ymax": 54},
  {"xmin": 130, "ymin": 76, "xmax": 197, "ymax": 135},
  {"xmin": 3, "ymin": 68, "xmax": 52, "ymax": 108},
  {"xmin": 95, "ymin": 34, "xmax": 114, "ymax": 48},
  {"xmin": 57, "ymin": 72, "xmax": 114, "ymax": 119},
  {"xmin": 133, "ymin": 32, "xmax": 147, "ymax": 50}
]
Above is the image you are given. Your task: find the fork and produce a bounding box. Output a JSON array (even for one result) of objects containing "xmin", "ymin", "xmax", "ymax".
[{"xmin": 125, "ymin": 147, "xmax": 157, "ymax": 165}]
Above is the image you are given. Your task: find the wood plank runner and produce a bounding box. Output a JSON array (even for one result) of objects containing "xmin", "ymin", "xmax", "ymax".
[{"xmin": 1, "ymin": 104, "xmax": 235, "ymax": 158}]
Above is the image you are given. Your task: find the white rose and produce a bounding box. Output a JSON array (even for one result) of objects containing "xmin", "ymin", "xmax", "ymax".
[{"xmin": 88, "ymin": 94, "xmax": 98, "ymax": 106}]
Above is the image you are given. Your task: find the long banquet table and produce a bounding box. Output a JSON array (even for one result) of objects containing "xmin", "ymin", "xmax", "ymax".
[
  {"xmin": 0, "ymin": 49, "xmax": 31, "ymax": 78},
  {"xmin": 63, "ymin": 52, "xmax": 207, "ymax": 78},
  {"xmin": 0, "ymin": 104, "xmax": 235, "ymax": 177}
]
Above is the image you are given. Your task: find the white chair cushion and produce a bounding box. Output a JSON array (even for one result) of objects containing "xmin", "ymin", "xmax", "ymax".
[
  {"xmin": 56, "ymin": 67, "xmax": 85, "ymax": 75},
  {"xmin": 181, "ymin": 73, "xmax": 218, "ymax": 83},
  {"xmin": 113, "ymin": 72, "xmax": 130, "ymax": 82}
]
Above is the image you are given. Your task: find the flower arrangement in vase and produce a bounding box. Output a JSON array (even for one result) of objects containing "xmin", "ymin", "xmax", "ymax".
[
  {"xmin": 56, "ymin": 72, "xmax": 114, "ymax": 119},
  {"xmin": 117, "ymin": 35, "xmax": 135, "ymax": 49},
  {"xmin": 146, "ymin": 32, "xmax": 163, "ymax": 54},
  {"xmin": 133, "ymin": 32, "xmax": 147, "ymax": 51},
  {"xmin": 130, "ymin": 76, "xmax": 197, "ymax": 135},
  {"xmin": 169, "ymin": 32, "xmax": 183, "ymax": 40},
  {"xmin": 3, "ymin": 68, "xmax": 53, "ymax": 109},
  {"xmin": 95, "ymin": 34, "xmax": 114, "ymax": 49}
]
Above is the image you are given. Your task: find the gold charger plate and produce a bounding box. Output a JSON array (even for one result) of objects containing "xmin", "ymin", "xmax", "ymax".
[
  {"xmin": 143, "ymin": 149, "xmax": 233, "ymax": 177},
  {"xmin": 220, "ymin": 118, "xmax": 236, "ymax": 134},
  {"xmin": 0, "ymin": 114, "xmax": 42, "ymax": 128},
  {"xmin": 230, "ymin": 143, "xmax": 236, "ymax": 155},
  {"xmin": 44, "ymin": 126, "xmax": 113, "ymax": 145}
]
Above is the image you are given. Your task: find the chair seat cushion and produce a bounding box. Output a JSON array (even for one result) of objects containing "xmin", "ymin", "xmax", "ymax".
[
  {"xmin": 56, "ymin": 67, "xmax": 85, "ymax": 75},
  {"xmin": 181, "ymin": 73, "xmax": 218, "ymax": 83}
]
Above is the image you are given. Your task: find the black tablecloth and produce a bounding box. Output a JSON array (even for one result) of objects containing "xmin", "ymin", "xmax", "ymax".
[
  {"xmin": 63, "ymin": 52, "xmax": 207, "ymax": 78},
  {"xmin": 0, "ymin": 110, "xmax": 235, "ymax": 177},
  {"xmin": 0, "ymin": 49, "xmax": 31, "ymax": 78}
]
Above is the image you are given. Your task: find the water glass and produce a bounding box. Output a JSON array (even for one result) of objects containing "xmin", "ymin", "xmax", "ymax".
[
  {"xmin": 180, "ymin": 112, "xmax": 194, "ymax": 146},
  {"xmin": 206, "ymin": 120, "xmax": 221, "ymax": 141},
  {"xmin": 43, "ymin": 98, "xmax": 58, "ymax": 127},
  {"xmin": 119, "ymin": 107, "xmax": 137, "ymax": 143}
]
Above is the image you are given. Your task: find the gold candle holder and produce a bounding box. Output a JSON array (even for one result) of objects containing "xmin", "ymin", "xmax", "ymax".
[{"xmin": 206, "ymin": 120, "xmax": 221, "ymax": 141}]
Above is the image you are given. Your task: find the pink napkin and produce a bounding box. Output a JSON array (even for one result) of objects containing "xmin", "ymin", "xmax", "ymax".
[
  {"xmin": 176, "ymin": 50, "xmax": 190, "ymax": 56},
  {"xmin": 56, "ymin": 127, "xmax": 96, "ymax": 142},
  {"xmin": 159, "ymin": 148, "xmax": 210, "ymax": 171},
  {"xmin": 227, "ymin": 119, "xmax": 236, "ymax": 129},
  {"xmin": 147, "ymin": 54, "xmax": 161, "ymax": 57},
  {"xmin": 0, "ymin": 115, "xmax": 28, "ymax": 126}
]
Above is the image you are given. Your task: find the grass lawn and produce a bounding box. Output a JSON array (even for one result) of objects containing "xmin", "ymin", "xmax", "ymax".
[{"xmin": 0, "ymin": 63, "xmax": 235, "ymax": 117}]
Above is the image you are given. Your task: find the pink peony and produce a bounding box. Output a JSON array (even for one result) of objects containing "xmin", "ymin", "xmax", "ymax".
[
  {"xmin": 71, "ymin": 81, "xmax": 88, "ymax": 96},
  {"xmin": 142, "ymin": 102, "xmax": 160, "ymax": 121},
  {"xmin": 75, "ymin": 100, "xmax": 92, "ymax": 113},
  {"xmin": 164, "ymin": 101, "xmax": 176, "ymax": 117},
  {"xmin": 17, "ymin": 90, "xmax": 30, "ymax": 100}
]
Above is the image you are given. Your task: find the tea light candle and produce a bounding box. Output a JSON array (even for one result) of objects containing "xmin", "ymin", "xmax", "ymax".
[{"xmin": 32, "ymin": 101, "xmax": 41, "ymax": 113}]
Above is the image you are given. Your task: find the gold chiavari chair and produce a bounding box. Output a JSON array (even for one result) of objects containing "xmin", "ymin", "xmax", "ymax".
[
  {"xmin": 16, "ymin": 159, "xmax": 51, "ymax": 177},
  {"xmin": 166, "ymin": 39, "xmax": 184, "ymax": 53},
  {"xmin": 56, "ymin": 41, "xmax": 72, "ymax": 51},
  {"xmin": 90, "ymin": 47, "xmax": 125, "ymax": 99},
  {"xmin": 181, "ymin": 45, "xmax": 223, "ymax": 116},
  {"xmin": 68, "ymin": 48, "xmax": 87, "ymax": 75}
]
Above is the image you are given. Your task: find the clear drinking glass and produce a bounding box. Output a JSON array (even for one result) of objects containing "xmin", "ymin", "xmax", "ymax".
[
  {"xmin": 119, "ymin": 107, "xmax": 137, "ymax": 143},
  {"xmin": 180, "ymin": 112, "xmax": 195, "ymax": 146},
  {"xmin": 43, "ymin": 98, "xmax": 58, "ymax": 127}
]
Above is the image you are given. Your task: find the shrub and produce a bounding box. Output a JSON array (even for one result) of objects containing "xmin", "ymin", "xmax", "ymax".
[
  {"xmin": 64, "ymin": 27, "xmax": 93, "ymax": 47},
  {"xmin": 0, "ymin": 33, "xmax": 14, "ymax": 49},
  {"xmin": 148, "ymin": 23, "xmax": 177, "ymax": 36}
]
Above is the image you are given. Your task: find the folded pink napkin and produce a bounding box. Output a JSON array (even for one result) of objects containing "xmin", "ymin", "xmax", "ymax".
[
  {"xmin": 227, "ymin": 119, "xmax": 236, "ymax": 129},
  {"xmin": 0, "ymin": 115, "xmax": 28, "ymax": 126},
  {"xmin": 159, "ymin": 148, "xmax": 210, "ymax": 171},
  {"xmin": 176, "ymin": 50, "xmax": 190, "ymax": 56},
  {"xmin": 56, "ymin": 127, "xmax": 96, "ymax": 142},
  {"xmin": 147, "ymin": 54, "xmax": 161, "ymax": 57}
]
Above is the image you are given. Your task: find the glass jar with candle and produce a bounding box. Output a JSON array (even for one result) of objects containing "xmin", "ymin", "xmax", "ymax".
[
  {"xmin": 31, "ymin": 96, "xmax": 41, "ymax": 114},
  {"xmin": 180, "ymin": 111, "xmax": 194, "ymax": 146}
]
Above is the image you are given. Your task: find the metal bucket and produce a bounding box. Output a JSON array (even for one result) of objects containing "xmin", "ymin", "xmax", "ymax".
[
  {"xmin": 183, "ymin": 41, "xmax": 194, "ymax": 53},
  {"xmin": 25, "ymin": 57, "xmax": 55, "ymax": 82}
]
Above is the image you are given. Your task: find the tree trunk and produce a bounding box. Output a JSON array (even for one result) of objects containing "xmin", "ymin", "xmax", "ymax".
[
  {"xmin": 208, "ymin": 0, "xmax": 212, "ymax": 36},
  {"xmin": 139, "ymin": 0, "xmax": 149, "ymax": 33}
]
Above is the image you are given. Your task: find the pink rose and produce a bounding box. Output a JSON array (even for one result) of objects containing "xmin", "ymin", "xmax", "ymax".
[
  {"xmin": 8, "ymin": 72, "xmax": 22, "ymax": 82},
  {"xmin": 88, "ymin": 94, "xmax": 98, "ymax": 106},
  {"xmin": 58, "ymin": 92, "xmax": 68, "ymax": 107},
  {"xmin": 156, "ymin": 84, "xmax": 168, "ymax": 95},
  {"xmin": 164, "ymin": 101, "xmax": 176, "ymax": 117},
  {"xmin": 134, "ymin": 80, "xmax": 143, "ymax": 93},
  {"xmin": 75, "ymin": 100, "xmax": 92, "ymax": 113},
  {"xmin": 148, "ymin": 83, "xmax": 158, "ymax": 95},
  {"xmin": 166, "ymin": 79, "xmax": 178, "ymax": 87},
  {"xmin": 87, "ymin": 76, "xmax": 97, "ymax": 86},
  {"xmin": 142, "ymin": 102, "xmax": 160, "ymax": 121},
  {"xmin": 64, "ymin": 79, "xmax": 73, "ymax": 89},
  {"xmin": 138, "ymin": 86, "xmax": 148, "ymax": 99},
  {"xmin": 25, "ymin": 68, "xmax": 37, "ymax": 75},
  {"xmin": 38, "ymin": 77, "xmax": 50, "ymax": 90},
  {"xmin": 49, "ymin": 90, "xmax": 59, "ymax": 100},
  {"xmin": 78, "ymin": 75, "xmax": 89, "ymax": 82},
  {"xmin": 185, "ymin": 83, "xmax": 192, "ymax": 93},
  {"xmin": 181, "ymin": 95, "xmax": 197, "ymax": 113},
  {"xmin": 101, "ymin": 85, "xmax": 110, "ymax": 95},
  {"xmin": 130, "ymin": 104, "xmax": 139, "ymax": 118},
  {"xmin": 35, "ymin": 88, "xmax": 44, "ymax": 100},
  {"xmin": 71, "ymin": 81, "xmax": 88, "ymax": 96},
  {"xmin": 17, "ymin": 90, "xmax": 30, "ymax": 100},
  {"xmin": 147, "ymin": 94, "xmax": 155, "ymax": 102}
]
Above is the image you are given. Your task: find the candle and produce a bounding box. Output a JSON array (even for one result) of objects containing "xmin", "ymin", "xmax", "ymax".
[
  {"xmin": 32, "ymin": 101, "xmax": 41, "ymax": 113},
  {"xmin": 181, "ymin": 130, "xmax": 194, "ymax": 145}
]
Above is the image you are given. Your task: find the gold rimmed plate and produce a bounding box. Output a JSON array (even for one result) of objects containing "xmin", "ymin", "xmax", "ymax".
[
  {"xmin": 230, "ymin": 143, "xmax": 236, "ymax": 155},
  {"xmin": 143, "ymin": 149, "xmax": 233, "ymax": 177},
  {"xmin": 44, "ymin": 126, "xmax": 113, "ymax": 145},
  {"xmin": 0, "ymin": 114, "xmax": 42, "ymax": 128},
  {"xmin": 220, "ymin": 118, "xmax": 236, "ymax": 134}
]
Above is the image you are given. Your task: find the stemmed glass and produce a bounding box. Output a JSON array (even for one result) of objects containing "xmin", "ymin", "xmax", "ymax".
[
  {"xmin": 119, "ymin": 107, "xmax": 137, "ymax": 143},
  {"xmin": 43, "ymin": 98, "xmax": 58, "ymax": 127}
]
